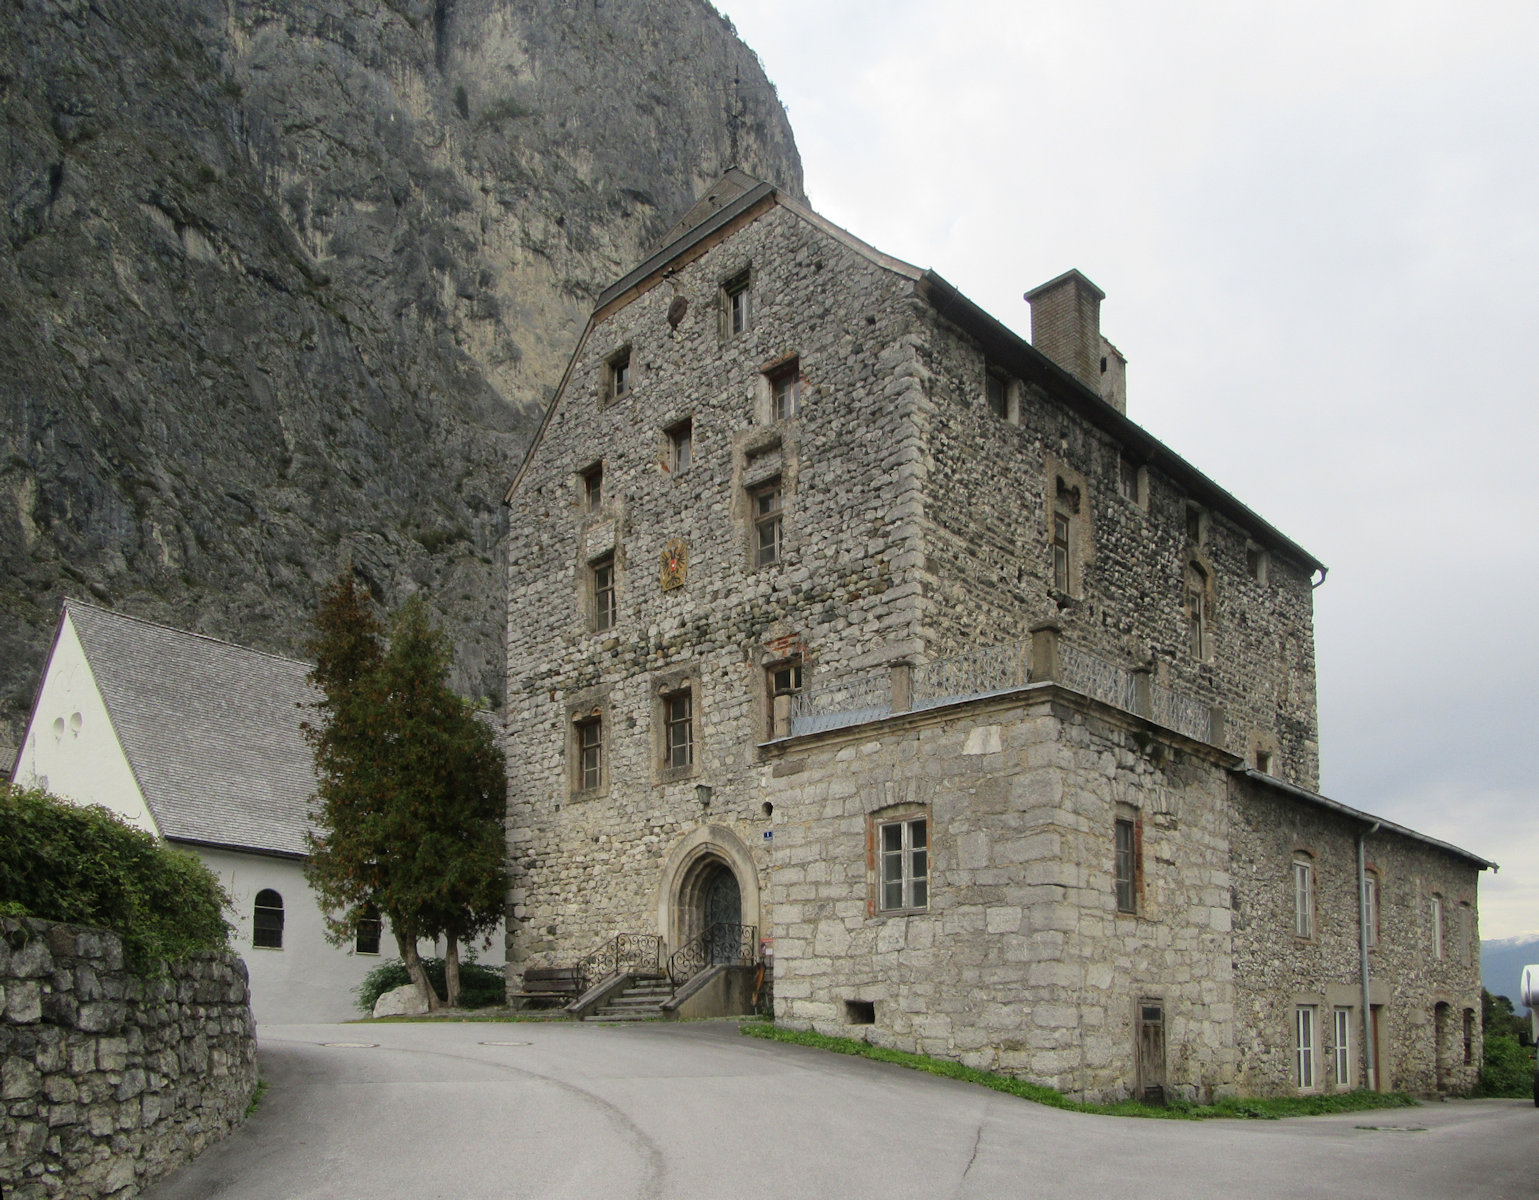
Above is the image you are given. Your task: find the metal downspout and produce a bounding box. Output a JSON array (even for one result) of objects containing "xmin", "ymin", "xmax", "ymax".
[{"xmin": 1359, "ymin": 821, "xmax": 1381, "ymax": 1089}]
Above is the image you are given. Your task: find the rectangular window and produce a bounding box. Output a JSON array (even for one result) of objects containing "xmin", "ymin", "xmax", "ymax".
[
  {"xmin": 1118, "ymin": 456, "xmax": 1140, "ymax": 503},
  {"xmin": 985, "ymin": 369, "xmax": 1009, "ymax": 419},
  {"xmin": 668, "ymin": 418, "xmax": 693, "ymax": 473},
  {"xmin": 879, "ymin": 817, "xmax": 928, "ymax": 913},
  {"xmin": 606, "ymin": 347, "xmax": 631, "ymax": 400},
  {"xmin": 1052, "ymin": 512, "xmax": 1071, "ymax": 592},
  {"xmin": 581, "ymin": 462, "xmax": 603, "ymax": 512},
  {"xmin": 1431, "ymin": 896, "xmax": 1443, "ymax": 959},
  {"xmin": 1296, "ymin": 1005, "xmax": 1317, "ymax": 1090},
  {"xmin": 664, "ymin": 690, "xmax": 694, "ymax": 770},
  {"xmin": 355, "ymin": 907, "xmax": 381, "ymax": 956},
  {"xmin": 1185, "ymin": 505, "xmax": 1204, "ymax": 543},
  {"xmin": 1114, "ymin": 817, "xmax": 1138, "ymax": 914},
  {"xmin": 1364, "ymin": 874, "xmax": 1379, "ymax": 949},
  {"xmin": 1293, "ymin": 858, "xmax": 1315, "ymax": 939},
  {"xmin": 723, "ymin": 270, "xmax": 751, "ymax": 336},
  {"xmin": 752, "ymin": 479, "xmax": 782, "ymax": 566},
  {"xmin": 770, "ymin": 360, "xmax": 800, "ymax": 421},
  {"xmin": 576, "ymin": 716, "xmax": 603, "ymax": 792},
  {"xmin": 1334, "ymin": 1007, "xmax": 1352, "ymax": 1087},
  {"xmin": 1246, "ymin": 545, "xmax": 1269, "ymax": 583},
  {"xmin": 766, "ymin": 661, "xmax": 804, "ymax": 740},
  {"xmin": 590, "ymin": 554, "xmax": 616, "ymax": 631},
  {"xmin": 1255, "ymin": 749, "xmax": 1274, "ymax": 775}
]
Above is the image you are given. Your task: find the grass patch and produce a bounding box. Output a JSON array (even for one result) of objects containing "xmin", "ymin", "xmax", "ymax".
[
  {"xmin": 244, "ymin": 1078, "xmax": 268, "ymax": 1118},
  {"xmin": 740, "ymin": 1023, "xmax": 1420, "ymax": 1120}
]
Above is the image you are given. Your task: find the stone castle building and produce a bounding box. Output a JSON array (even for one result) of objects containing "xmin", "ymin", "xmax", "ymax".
[{"xmin": 502, "ymin": 171, "xmax": 1490, "ymax": 1099}]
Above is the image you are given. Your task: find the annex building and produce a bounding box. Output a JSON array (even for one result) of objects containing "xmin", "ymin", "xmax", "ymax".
[{"xmin": 502, "ymin": 171, "xmax": 1490, "ymax": 1099}]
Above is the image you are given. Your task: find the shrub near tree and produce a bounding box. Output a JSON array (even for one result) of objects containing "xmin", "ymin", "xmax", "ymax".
[
  {"xmin": 303, "ymin": 573, "xmax": 507, "ymax": 1009},
  {"xmin": 0, "ymin": 785, "xmax": 230, "ymax": 970}
]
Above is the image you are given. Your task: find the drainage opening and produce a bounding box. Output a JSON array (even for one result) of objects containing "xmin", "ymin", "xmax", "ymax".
[{"xmin": 844, "ymin": 1000, "xmax": 876, "ymax": 1025}]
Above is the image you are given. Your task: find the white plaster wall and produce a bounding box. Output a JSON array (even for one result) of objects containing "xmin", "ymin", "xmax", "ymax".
[{"xmin": 13, "ymin": 614, "xmax": 160, "ymax": 834}]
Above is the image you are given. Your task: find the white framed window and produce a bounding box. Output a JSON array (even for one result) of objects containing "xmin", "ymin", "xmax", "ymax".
[
  {"xmin": 576, "ymin": 715, "xmax": 603, "ymax": 792},
  {"xmin": 769, "ymin": 359, "xmax": 801, "ymax": 421},
  {"xmin": 751, "ymin": 479, "xmax": 783, "ymax": 567},
  {"xmin": 1296, "ymin": 1005, "xmax": 1317, "ymax": 1090},
  {"xmin": 879, "ymin": 816, "xmax": 928, "ymax": 913},
  {"xmin": 1293, "ymin": 856, "xmax": 1315, "ymax": 939},
  {"xmin": 1431, "ymin": 895, "xmax": 1443, "ymax": 959},
  {"xmin": 664, "ymin": 689, "xmax": 694, "ymax": 771},
  {"xmin": 589, "ymin": 554, "xmax": 616, "ymax": 632},
  {"xmin": 722, "ymin": 269, "xmax": 751, "ymax": 336},
  {"xmin": 1364, "ymin": 872, "xmax": 1380, "ymax": 949},
  {"xmin": 1114, "ymin": 816, "xmax": 1138, "ymax": 914},
  {"xmin": 1334, "ymin": 1007, "xmax": 1352, "ymax": 1087}
]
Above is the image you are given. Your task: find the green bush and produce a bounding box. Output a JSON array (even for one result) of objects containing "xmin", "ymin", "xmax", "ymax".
[
  {"xmin": 0, "ymin": 784, "xmax": 230, "ymax": 971},
  {"xmin": 1473, "ymin": 1032, "xmax": 1536, "ymax": 1098},
  {"xmin": 355, "ymin": 956, "xmax": 506, "ymax": 1013}
]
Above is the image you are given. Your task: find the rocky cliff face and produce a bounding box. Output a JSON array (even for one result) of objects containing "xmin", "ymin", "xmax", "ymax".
[{"xmin": 0, "ymin": 0, "xmax": 802, "ymax": 742}]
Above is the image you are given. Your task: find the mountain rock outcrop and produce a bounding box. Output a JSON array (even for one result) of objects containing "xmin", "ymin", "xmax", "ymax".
[{"xmin": 0, "ymin": 0, "xmax": 802, "ymax": 742}]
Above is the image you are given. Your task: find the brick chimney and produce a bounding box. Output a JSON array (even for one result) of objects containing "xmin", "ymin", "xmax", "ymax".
[{"xmin": 1025, "ymin": 270, "xmax": 1124, "ymax": 413}]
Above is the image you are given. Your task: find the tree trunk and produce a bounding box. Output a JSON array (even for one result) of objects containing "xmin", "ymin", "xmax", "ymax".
[
  {"xmin": 396, "ymin": 930, "xmax": 441, "ymax": 1010},
  {"xmin": 444, "ymin": 937, "xmax": 461, "ymax": 1008}
]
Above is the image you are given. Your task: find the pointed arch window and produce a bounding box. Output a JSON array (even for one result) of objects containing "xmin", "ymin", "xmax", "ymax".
[{"xmin": 253, "ymin": 889, "xmax": 285, "ymax": 949}]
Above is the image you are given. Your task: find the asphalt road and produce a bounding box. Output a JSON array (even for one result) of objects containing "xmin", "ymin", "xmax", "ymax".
[{"xmin": 143, "ymin": 1021, "xmax": 1535, "ymax": 1200}]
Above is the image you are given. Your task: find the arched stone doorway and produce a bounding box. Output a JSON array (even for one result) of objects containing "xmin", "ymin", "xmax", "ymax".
[{"xmin": 656, "ymin": 824, "xmax": 762, "ymax": 960}]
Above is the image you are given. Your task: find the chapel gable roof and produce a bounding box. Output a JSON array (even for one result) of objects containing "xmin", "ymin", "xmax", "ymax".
[{"xmin": 63, "ymin": 600, "xmax": 318, "ymax": 857}]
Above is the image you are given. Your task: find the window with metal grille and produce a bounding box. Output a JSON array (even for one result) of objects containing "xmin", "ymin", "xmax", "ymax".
[
  {"xmin": 1296, "ymin": 1005, "xmax": 1317, "ymax": 1089},
  {"xmin": 1364, "ymin": 872, "xmax": 1380, "ymax": 948},
  {"xmin": 664, "ymin": 690, "xmax": 693, "ymax": 770},
  {"xmin": 590, "ymin": 554, "xmax": 615, "ymax": 631},
  {"xmin": 879, "ymin": 817, "xmax": 928, "ymax": 913},
  {"xmin": 752, "ymin": 480, "xmax": 782, "ymax": 566},
  {"xmin": 253, "ymin": 889, "xmax": 284, "ymax": 949},
  {"xmin": 576, "ymin": 715, "xmax": 602, "ymax": 791},
  {"xmin": 1334, "ymin": 1007, "xmax": 1352, "ymax": 1087},
  {"xmin": 1114, "ymin": 817, "xmax": 1138, "ymax": 914}
]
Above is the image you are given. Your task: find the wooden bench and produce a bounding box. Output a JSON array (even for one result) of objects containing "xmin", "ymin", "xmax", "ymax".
[{"xmin": 511, "ymin": 967, "xmax": 585, "ymax": 1006}]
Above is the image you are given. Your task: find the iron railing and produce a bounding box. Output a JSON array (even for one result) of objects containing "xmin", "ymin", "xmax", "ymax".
[
  {"xmin": 1058, "ymin": 643, "xmax": 1140, "ymax": 713},
  {"xmin": 789, "ymin": 669, "xmax": 891, "ymax": 735},
  {"xmin": 577, "ymin": 933, "xmax": 665, "ymax": 992},
  {"xmin": 911, "ymin": 636, "xmax": 1032, "ymax": 710},
  {"xmin": 1148, "ymin": 682, "xmax": 1212, "ymax": 744},
  {"xmin": 667, "ymin": 922, "xmax": 758, "ymax": 990}
]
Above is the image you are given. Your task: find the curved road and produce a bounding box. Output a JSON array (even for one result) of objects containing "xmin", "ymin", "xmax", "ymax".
[{"xmin": 144, "ymin": 1021, "xmax": 1534, "ymax": 1200}]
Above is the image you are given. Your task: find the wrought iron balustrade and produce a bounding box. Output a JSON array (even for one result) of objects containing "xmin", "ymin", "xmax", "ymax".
[
  {"xmin": 667, "ymin": 922, "xmax": 758, "ymax": 990},
  {"xmin": 1058, "ymin": 643, "xmax": 1140, "ymax": 713},
  {"xmin": 576, "ymin": 932, "xmax": 665, "ymax": 992},
  {"xmin": 1148, "ymin": 683, "xmax": 1212, "ymax": 743},
  {"xmin": 911, "ymin": 637, "xmax": 1032, "ymax": 710},
  {"xmin": 789, "ymin": 669, "xmax": 891, "ymax": 735}
]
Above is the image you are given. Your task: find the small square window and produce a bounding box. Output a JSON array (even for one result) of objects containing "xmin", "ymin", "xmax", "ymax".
[
  {"xmin": 723, "ymin": 270, "xmax": 751, "ymax": 336},
  {"xmin": 985, "ymin": 369, "xmax": 1010, "ymax": 419},
  {"xmin": 1255, "ymin": 749, "xmax": 1273, "ymax": 775},
  {"xmin": 667, "ymin": 418, "xmax": 693, "ymax": 473},
  {"xmin": 769, "ymin": 360, "xmax": 800, "ymax": 421},
  {"xmin": 606, "ymin": 347, "xmax": 631, "ymax": 401},
  {"xmin": 664, "ymin": 689, "xmax": 694, "ymax": 770},
  {"xmin": 581, "ymin": 463, "xmax": 603, "ymax": 512},
  {"xmin": 879, "ymin": 817, "xmax": 928, "ymax": 913},
  {"xmin": 590, "ymin": 554, "xmax": 615, "ymax": 631},
  {"xmin": 576, "ymin": 715, "xmax": 603, "ymax": 792},
  {"xmin": 766, "ymin": 660, "xmax": 804, "ymax": 740},
  {"xmin": 752, "ymin": 479, "xmax": 782, "ymax": 567}
]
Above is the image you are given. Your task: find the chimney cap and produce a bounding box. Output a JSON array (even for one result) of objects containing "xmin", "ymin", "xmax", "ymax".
[{"xmin": 1024, "ymin": 268, "xmax": 1105, "ymax": 304}]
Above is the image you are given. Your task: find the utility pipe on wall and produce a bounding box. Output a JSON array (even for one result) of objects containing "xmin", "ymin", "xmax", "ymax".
[{"xmin": 1358, "ymin": 821, "xmax": 1381, "ymax": 1090}]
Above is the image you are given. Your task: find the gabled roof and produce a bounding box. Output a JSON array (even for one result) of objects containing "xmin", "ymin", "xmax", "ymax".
[{"xmin": 63, "ymin": 600, "xmax": 318, "ymax": 857}]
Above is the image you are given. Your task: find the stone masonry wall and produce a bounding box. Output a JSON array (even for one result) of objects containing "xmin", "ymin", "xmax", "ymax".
[
  {"xmin": 0, "ymin": 919, "xmax": 257, "ymax": 1200},
  {"xmin": 761, "ymin": 687, "xmax": 1237, "ymax": 1103},
  {"xmin": 910, "ymin": 315, "xmax": 1321, "ymax": 789},
  {"xmin": 1228, "ymin": 777, "xmax": 1482, "ymax": 1096},
  {"xmin": 504, "ymin": 202, "xmax": 929, "ymax": 970}
]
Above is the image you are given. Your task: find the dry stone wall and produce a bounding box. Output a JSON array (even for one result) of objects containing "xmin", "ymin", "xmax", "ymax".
[
  {"xmin": 911, "ymin": 316, "xmax": 1320, "ymax": 788},
  {"xmin": 0, "ymin": 918, "xmax": 256, "ymax": 1200}
]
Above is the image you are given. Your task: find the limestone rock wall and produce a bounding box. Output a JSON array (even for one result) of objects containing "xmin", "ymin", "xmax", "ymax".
[
  {"xmin": 0, "ymin": 918, "xmax": 257, "ymax": 1200},
  {"xmin": 0, "ymin": 0, "xmax": 802, "ymax": 743}
]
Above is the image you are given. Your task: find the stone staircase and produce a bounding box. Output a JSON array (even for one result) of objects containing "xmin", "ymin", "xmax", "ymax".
[{"xmin": 585, "ymin": 973, "xmax": 673, "ymax": 1022}]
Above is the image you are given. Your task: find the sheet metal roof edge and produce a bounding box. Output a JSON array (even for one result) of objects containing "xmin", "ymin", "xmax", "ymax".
[
  {"xmin": 915, "ymin": 271, "xmax": 1327, "ymax": 577},
  {"xmin": 1230, "ymin": 765, "xmax": 1496, "ymax": 870}
]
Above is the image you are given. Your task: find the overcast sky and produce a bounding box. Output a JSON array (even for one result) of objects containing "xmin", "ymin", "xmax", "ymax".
[{"xmin": 714, "ymin": 0, "xmax": 1539, "ymax": 941}]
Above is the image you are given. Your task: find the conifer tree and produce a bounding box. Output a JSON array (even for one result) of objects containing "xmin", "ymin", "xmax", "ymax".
[{"xmin": 303, "ymin": 574, "xmax": 506, "ymax": 1010}]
